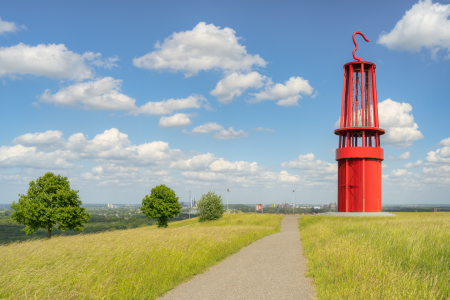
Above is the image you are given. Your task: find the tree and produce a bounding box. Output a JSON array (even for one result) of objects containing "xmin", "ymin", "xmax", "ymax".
[
  {"xmin": 140, "ymin": 184, "xmax": 181, "ymax": 228},
  {"xmin": 10, "ymin": 172, "xmax": 90, "ymax": 239},
  {"xmin": 197, "ymin": 191, "xmax": 225, "ymax": 222}
]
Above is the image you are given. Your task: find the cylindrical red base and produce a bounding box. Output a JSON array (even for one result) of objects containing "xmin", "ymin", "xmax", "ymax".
[{"xmin": 338, "ymin": 158, "xmax": 382, "ymax": 212}]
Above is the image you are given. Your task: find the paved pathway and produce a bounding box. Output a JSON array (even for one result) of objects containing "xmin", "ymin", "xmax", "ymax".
[{"xmin": 159, "ymin": 215, "xmax": 315, "ymax": 300}]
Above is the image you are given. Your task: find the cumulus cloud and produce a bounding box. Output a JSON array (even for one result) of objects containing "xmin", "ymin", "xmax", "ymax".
[
  {"xmin": 13, "ymin": 130, "xmax": 65, "ymax": 150},
  {"xmin": 213, "ymin": 127, "xmax": 249, "ymax": 140},
  {"xmin": 251, "ymin": 77, "xmax": 314, "ymax": 106},
  {"xmin": 38, "ymin": 77, "xmax": 136, "ymax": 110},
  {"xmin": 0, "ymin": 43, "xmax": 116, "ymax": 80},
  {"xmin": 2, "ymin": 128, "xmax": 321, "ymax": 191},
  {"xmin": 281, "ymin": 153, "xmax": 337, "ymax": 174},
  {"xmin": 438, "ymin": 137, "xmax": 450, "ymax": 146},
  {"xmin": 404, "ymin": 160, "xmax": 423, "ymax": 168},
  {"xmin": 0, "ymin": 17, "xmax": 25, "ymax": 35},
  {"xmin": 183, "ymin": 122, "xmax": 249, "ymax": 140},
  {"xmin": 133, "ymin": 22, "xmax": 266, "ymax": 77},
  {"xmin": 136, "ymin": 95, "xmax": 207, "ymax": 115},
  {"xmin": 159, "ymin": 113, "xmax": 192, "ymax": 128},
  {"xmin": 0, "ymin": 145, "xmax": 75, "ymax": 169},
  {"xmin": 184, "ymin": 122, "xmax": 224, "ymax": 135},
  {"xmin": 378, "ymin": 99, "xmax": 424, "ymax": 148},
  {"xmin": 387, "ymin": 151, "xmax": 411, "ymax": 160},
  {"xmin": 378, "ymin": 0, "xmax": 450, "ymax": 58},
  {"xmin": 169, "ymin": 153, "xmax": 216, "ymax": 171},
  {"xmin": 254, "ymin": 127, "xmax": 275, "ymax": 133},
  {"xmin": 210, "ymin": 72, "xmax": 266, "ymax": 104},
  {"xmin": 38, "ymin": 78, "xmax": 208, "ymax": 114}
]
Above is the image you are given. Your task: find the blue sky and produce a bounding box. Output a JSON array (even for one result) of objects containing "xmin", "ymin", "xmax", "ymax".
[{"xmin": 1, "ymin": 0, "xmax": 450, "ymax": 205}]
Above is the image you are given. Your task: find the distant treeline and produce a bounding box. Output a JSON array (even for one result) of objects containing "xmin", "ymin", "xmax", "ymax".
[{"xmin": 0, "ymin": 213, "xmax": 196, "ymax": 245}]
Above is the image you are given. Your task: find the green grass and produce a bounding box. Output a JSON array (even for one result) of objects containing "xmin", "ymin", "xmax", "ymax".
[
  {"xmin": 299, "ymin": 213, "xmax": 450, "ymax": 299},
  {"xmin": 0, "ymin": 213, "xmax": 282, "ymax": 300}
]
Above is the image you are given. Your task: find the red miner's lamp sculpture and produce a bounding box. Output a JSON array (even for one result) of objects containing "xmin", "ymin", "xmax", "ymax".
[{"xmin": 335, "ymin": 32, "xmax": 384, "ymax": 212}]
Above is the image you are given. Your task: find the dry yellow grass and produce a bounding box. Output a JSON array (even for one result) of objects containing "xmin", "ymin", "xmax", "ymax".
[
  {"xmin": 299, "ymin": 213, "xmax": 450, "ymax": 300},
  {"xmin": 0, "ymin": 214, "xmax": 282, "ymax": 300}
]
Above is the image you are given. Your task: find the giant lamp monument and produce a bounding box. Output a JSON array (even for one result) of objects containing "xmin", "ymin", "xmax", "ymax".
[{"xmin": 335, "ymin": 32, "xmax": 385, "ymax": 212}]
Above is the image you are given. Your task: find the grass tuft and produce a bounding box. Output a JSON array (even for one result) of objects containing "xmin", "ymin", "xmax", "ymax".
[
  {"xmin": 299, "ymin": 213, "xmax": 450, "ymax": 300},
  {"xmin": 0, "ymin": 213, "xmax": 281, "ymax": 300}
]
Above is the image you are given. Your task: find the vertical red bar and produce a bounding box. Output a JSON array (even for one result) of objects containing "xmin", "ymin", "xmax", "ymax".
[
  {"xmin": 345, "ymin": 158, "xmax": 349, "ymax": 212},
  {"xmin": 347, "ymin": 131, "xmax": 350, "ymax": 148},
  {"xmin": 361, "ymin": 63, "xmax": 365, "ymax": 128},
  {"xmin": 348, "ymin": 64, "xmax": 353, "ymax": 128},
  {"xmin": 340, "ymin": 67, "xmax": 347, "ymax": 128},
  {"xmin": 363, "ymin": 158, "xmax": 365, "ymax": 212},
  {"xmin": 372, "ymin": 66, "xmax": 379, "ymax": 128}
]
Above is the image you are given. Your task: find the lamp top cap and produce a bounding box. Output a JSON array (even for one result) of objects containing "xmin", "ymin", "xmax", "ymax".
[{"xmin": 352, "ymin": 32, "xmax": 369, "ymax": 62}]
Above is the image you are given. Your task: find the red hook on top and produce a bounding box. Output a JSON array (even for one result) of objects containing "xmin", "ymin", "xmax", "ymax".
[{"xmin": 352, "ymin": 32, "xmax": 369, "ymax": 62}]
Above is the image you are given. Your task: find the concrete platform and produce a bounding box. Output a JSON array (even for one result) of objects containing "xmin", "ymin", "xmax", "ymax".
[{"xmin": 316, "ymin": 212, "xmax": 396, "ymax": 217}]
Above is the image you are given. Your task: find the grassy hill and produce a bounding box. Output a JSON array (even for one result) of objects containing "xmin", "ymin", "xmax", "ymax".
[
  {"xmin": 0, "ymin": 213, "xmax": 282, "ymax": 300},
  {"xmin": 299, "ymin": 213, "xmax": 450, "ymax": 299}
]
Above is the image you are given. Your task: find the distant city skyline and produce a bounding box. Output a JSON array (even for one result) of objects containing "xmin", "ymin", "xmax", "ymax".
[{"xmin": 1, "ymin": 0, "xmax": 450, "ymax": 205}]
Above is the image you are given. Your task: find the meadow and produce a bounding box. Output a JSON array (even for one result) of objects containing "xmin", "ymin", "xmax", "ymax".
[
  {"xmin": 299, "ymin": 213, "xmax": 450, "ymax": 300},
  {"xmin": 0, "ymin": 213, "xmax": 282, "ymax": 300}
]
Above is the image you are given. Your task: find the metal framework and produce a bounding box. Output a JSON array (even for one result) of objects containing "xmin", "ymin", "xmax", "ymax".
[{"xmin": 335, "ymin": 32, "xmax": 385, "ymax": 212}]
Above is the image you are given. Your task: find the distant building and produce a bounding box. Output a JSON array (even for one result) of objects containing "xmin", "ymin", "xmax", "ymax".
[
  {"xmin": 313, "ymin": 206, "xmax": 321, "ymax": 210},
  {"xmin": 431, "ymin": 208, "xmax": 438, "ymax": 212},
  {"xmin": 329, "ymin": 202, "xmax": 337, "ymax": 209},
  {"xmin": 107, "ymin": 203, "xmax": 113, "ymax": 209}
]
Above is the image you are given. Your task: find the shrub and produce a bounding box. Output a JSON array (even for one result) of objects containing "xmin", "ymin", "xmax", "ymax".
[{"xmin": 197, "ymin": 191, "xmax": 225, "ymax": 222}]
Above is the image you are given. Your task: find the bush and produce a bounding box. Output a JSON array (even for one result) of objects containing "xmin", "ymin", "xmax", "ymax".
[{"xmin": 197, "ymin": 192, "xmax": 225, "ymax": 222}]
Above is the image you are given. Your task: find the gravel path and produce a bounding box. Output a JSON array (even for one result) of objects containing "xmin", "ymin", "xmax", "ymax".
[{"xmin": 159, "ymin": 215, "xmax": 315, "ymax": 300}]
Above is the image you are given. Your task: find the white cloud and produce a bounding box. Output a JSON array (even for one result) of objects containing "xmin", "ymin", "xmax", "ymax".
[
  {"xmin": 1, "ymin": 128, "xmax": 329, "ymax": 192},
  {"xmin": 13, "ymin": 130, "xmax": 65, "ymax": 150},
  {"xmin": 378, "ymin": 99, "xmax": 424, "ymax": 148},
  {"xmin": 213, "ymin": 127, "xmax": 249, "ymax": 140},
  {"xmin": 0, "ymin": 17, "xmax": 25, "ymax": 35},
  {"xmin": 210, "ymin": 72, "xmax": 266, "ymax": 104},
  {"xmin": 251, "ymin": 76, "xmax": 314, "ymax": 106},
  {"xmin": 182, "ymin": 122, "xmax": 249, "ymax": 139},
  {"xmin": 183, "ymin": 122, "xmax": 224, "ymax": 135},
  {"xmin": 254, "ymin": 127, "xmax": 275, "ymax": 133},
  {"xmin": 0, "ymin": 145, "xmax": 75, "ymax": 169},
  {"xmin": 136, "ymin": 95, "xmax": 207, "ymax": 115},
  {"xmin": 38, "ymin": 78, "xmax": 207, "ymax": 114},
  {"xmin": 209, "ymin": 159, "xmax": 258, "ymax": 173},
  {"xmin": 132, "ymin": 22, "xmax": 266, "ymax": 77},
  {"xmin": 0, "ymin": 43, "xmax": 115, "ymax": 80},
  {"xmin": 387, "ymin": 151, "xmax": 411, "ymax": 160},
  {"xmin": 438, "ymin": 137, "xmax": 450, "ymax": 146},
  {"xmin": 378, "ymin": 0, "xmax": 450, "ymax": 58},
  {"xmin": 170, "ymin": 153, "xmax": 216, "ymax": 170},
  {"xmin": 425, "ymin": 146, "xmax": 450, "ymax": 164},
  {"xmin": 38, "ymin": 77, "xmax": 136, "ymax": 110},
  {"xmin": 281, "ymin": 153, "xmax": 337, "ymax": 174},
  {"xmin": 278, "ymin": 170, "xmax": 300, "ymax": 183},
  {"xmin": 404, "ymin": 160, "xmax": 423, "ymax": 168},
  {"xmin": 159, "ymin": 113, "xmax": 192, "ymax": 128}
]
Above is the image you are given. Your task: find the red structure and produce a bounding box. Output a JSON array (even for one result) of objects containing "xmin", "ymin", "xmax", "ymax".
[{"xmin": 335, "ymin": 32, "xmax": 384, "ymax": 212}]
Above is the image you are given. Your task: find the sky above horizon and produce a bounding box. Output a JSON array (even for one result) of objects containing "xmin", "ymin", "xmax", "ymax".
[{"xmin": 1, "ymin": 0, "xmax": 450, "ymax": 205}]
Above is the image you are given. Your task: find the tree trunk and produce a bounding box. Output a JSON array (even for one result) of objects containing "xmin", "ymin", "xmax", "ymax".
[{"xmin": 47, "ymin": 228, "xmax": 51, "ymax": 239}]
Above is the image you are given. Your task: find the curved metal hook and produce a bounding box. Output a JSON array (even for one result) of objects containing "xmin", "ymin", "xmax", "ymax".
[{"xmin": 352, "ymin": 32, "xmax": 369, "ymax": 62}]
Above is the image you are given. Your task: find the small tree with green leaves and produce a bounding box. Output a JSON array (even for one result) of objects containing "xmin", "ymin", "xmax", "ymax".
[
  {"xmin": 140, "ymin": 184, "xmax": 181, "ymax": 228},
  {"xmin": 197, "ymin": 191, "xmax": 225, "ymax": 222},
  {"xmin": 10, "ymin": 172, "xmax": 90, "ymax": 239}
]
